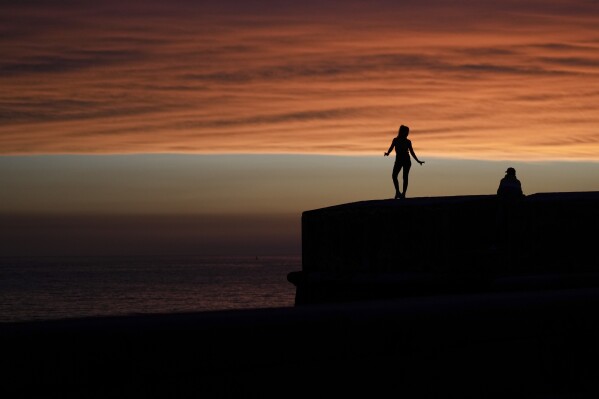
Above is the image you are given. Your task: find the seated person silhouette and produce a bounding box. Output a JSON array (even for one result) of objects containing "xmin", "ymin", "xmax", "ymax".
[{"xmin": 497, "ymin": 167, "xmax": 524, "ymax": 198}]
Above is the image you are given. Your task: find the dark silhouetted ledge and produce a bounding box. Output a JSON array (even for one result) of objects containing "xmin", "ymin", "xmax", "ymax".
[{"xmin": 291, "ymin": 191, "xmax": 599, "ymax": 305}]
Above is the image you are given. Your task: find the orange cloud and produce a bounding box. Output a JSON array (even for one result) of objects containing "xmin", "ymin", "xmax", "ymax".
[{"xmin": 1, "ymin": 1, "xmax": 599, "ymax": 160}]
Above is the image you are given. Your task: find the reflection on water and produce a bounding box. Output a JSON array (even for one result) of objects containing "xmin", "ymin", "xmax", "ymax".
[{"xmin": 0, "ymin": 255, "xmax": 301, "ymax": 323}]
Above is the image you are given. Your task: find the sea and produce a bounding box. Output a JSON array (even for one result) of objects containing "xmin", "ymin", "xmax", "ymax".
[{"xmin": 0, "ymin": 255, "xmax": 301, "ymax": 323}]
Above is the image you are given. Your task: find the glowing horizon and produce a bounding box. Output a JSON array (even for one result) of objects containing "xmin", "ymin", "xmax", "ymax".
[{"xmin": 2, "ymin": 1, "xmax": 599, "ymax": 161}]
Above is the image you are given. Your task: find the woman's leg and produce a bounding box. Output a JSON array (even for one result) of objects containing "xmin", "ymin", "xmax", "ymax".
[
  {"xmin": 392, "ymin": 162, "xmax": 401, "ymax": 198},
  {"xmin": 402, "ymin": 162, "xmax": 411, "ymax": 198}
]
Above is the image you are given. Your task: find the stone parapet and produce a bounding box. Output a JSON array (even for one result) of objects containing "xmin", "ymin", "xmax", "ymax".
[{"xmin": 291, "ymin": 192, "xmax": 599, "ymax": 304}]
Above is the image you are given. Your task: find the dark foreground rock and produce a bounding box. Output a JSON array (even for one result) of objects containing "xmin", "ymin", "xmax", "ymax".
[{"xmin": 2, "ymin": 288, "xmax": 599, "ymax": 398}]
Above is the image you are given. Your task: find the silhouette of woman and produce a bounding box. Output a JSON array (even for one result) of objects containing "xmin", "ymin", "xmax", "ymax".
[{"xmin": 384, "ymin": 125, "xmax": 424, "ymax": 199}]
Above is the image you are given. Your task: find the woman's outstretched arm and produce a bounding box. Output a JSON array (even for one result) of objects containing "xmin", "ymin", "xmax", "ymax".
[
  {"xmin": 384, "ymin": 140, "xmax": 395, "ymax": 156},
  {"xmin": 408, "ymin": 142, "xmax": 425, "ymax": 165}
]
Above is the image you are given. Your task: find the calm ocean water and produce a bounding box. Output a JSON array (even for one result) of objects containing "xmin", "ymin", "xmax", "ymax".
[{"xmin": 0, "ymin": 255, "xmax": 301, "ymax": 323}]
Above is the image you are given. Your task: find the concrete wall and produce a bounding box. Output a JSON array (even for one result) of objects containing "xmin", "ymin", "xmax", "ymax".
[
  {"xmin": 302, "ymin": 192, "xmax": 599, "ymax": 273},
  {"xmin": 291, "ymin": 192, "xmax": 599, "ymax": 304}
]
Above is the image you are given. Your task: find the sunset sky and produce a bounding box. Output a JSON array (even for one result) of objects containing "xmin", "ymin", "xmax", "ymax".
[{"xmin": 2, "ymin": 0, "xmax": 599, "ymax": 255}]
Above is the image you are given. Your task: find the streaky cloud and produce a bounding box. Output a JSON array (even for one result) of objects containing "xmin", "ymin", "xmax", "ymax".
[{"xmin": 1, "ymin": 0, "xmax": 599, "ymax": 160}]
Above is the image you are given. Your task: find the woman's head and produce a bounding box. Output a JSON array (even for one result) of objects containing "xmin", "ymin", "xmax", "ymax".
[{"xmin": 398, "ymin": 125, "xmax": 410, "ymax": 138}]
